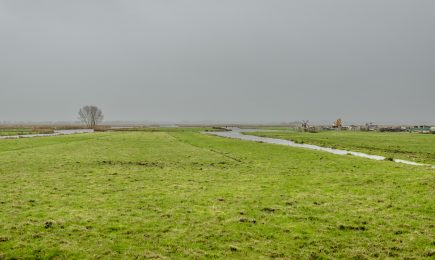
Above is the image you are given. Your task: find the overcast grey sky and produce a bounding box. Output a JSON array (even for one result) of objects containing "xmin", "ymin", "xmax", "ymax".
[{"xmin": 1, "ymin": 0, "xmax": 434, "ymax": 124}]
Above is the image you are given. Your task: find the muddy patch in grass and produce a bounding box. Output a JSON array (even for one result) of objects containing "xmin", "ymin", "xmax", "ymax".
[
  {"xmin": 261, "ymin": 207, "xmax": 276, "ymax": 213},
  {"xmin": 44, "ymin": 221, "xmax": 54, "ymax": 229},
  {"xmin": 239, "ymin": 217, "xmax": 257, "ymax": 224},
  {"xmin": 100, "ymin": 160, "xmax": 166, "ymax": 168},
  {"xmin": 338, "ymin": 224, "xmax": 367, "ymax": 231},
  {"xmin": 0, "ymin": 236, "xmax": 10, "ymax": 242},
  {"xmin": 99, "ymin": 160, "xmax": 238, "ymax": 170}
]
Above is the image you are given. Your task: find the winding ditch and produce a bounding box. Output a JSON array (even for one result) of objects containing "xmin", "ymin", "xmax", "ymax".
[{"xmin": 206, "ymin": 128, "xmax": 434, "ymax": 169}]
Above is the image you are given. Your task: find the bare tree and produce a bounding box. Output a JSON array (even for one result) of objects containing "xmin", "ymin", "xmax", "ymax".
[{"xmin": 78, "ymin": 106, "xmax": 104, "ymax": 129}]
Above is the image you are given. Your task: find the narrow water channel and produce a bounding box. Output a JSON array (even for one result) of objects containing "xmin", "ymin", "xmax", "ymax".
[
  {"xmin": 206, "ymin": 128, "xmax": 434, "ymax": 169},
  {"xmin": 0, "ymin": 129, "xmax": 94, "ymax": 140}
]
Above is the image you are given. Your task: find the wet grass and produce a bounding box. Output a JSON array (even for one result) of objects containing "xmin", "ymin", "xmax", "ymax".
[
  {"xmin": 0, "ymin": 130, "xmax": 434, "ymax": 258},
  {"xmin": 249, "ymin": 130, "xmax": 435, "ymax": 165}
]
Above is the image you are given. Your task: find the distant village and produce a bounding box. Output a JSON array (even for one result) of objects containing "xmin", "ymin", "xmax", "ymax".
[{"xmin": 300, "ymin": 119, "xmax": 435, "ymax": 134}]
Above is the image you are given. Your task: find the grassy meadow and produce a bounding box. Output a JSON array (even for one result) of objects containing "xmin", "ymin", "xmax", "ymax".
[
  {"xmin": 0, "ymin": 128, "xmax": 434, "ymax": 258},
  {"xmin": 249, "ymin": 130, "xmax": 435, "ymax": 165}
]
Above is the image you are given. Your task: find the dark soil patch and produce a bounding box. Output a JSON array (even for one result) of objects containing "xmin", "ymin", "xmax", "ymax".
[
  {"xmin": 261, "ymin": 207, "xmax": 276, "ymax": 213},
  {"xmin": 338, "ymin": 224, "xmax": 366, "ymax": 231},
  {"xmin": 239, "ymin": 218, "xmax": 257, "ymax": 224},
  {"xmin": 100, "ymin": 160, "xmax": 165, "ymax": 168}
]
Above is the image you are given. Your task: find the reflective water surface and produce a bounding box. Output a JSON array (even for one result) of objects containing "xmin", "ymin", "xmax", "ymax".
[
  {"xmin": 206, "ymin": 128, "xmax": 434, "ymax": 168},
  {"xmin": 0, "ymin": 129, "xmax": 94, "ymax": 140}
]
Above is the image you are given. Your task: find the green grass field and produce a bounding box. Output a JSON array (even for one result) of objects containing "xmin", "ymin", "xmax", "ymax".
[
  {"xmin": 249, "ymin": 130, "xmax": 435, "ymax": 165},
  {"xmin": 0, "ymin": 129, "xmax": 434, "ymax": 258},
  {"xmin": 0, "ymin": 128, "xmax": 54, "ymax": 136}
]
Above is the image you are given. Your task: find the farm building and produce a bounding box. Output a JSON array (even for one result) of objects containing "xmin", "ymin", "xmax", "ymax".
[
  {"xmin": 410, "ymin": 125, "xmax": 432, "ymax": 133},
  {"xmin": 364, "ymin": 123, "xmax": 378, "ymax": 131}
]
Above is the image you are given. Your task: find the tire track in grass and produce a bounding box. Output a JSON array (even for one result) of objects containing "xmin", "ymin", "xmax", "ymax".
[{"xmin": 167, "ymin": 132, "xmax": 244, "ymax": 163}]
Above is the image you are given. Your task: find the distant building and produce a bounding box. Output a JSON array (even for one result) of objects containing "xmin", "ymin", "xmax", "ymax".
[
  {"xmin": 411, "ymin": 125, "xmax": 431, "ymax": 133},
  {"xmin": 379, "ymin": 126, "xmax": 404, "ymax": 132},
  {"xmin": 339, "ymin": 125, "xmax": 359, "ymax": 131},
  {"xmin": 348, "ymin": 125, "xmax": 360, "ymax": 131},
  {"xmin": 364, "ymin": 123, "xmax": 378, "ymax": 131}
]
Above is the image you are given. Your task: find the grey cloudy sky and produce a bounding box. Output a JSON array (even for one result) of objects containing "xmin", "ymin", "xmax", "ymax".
[{"xmin": 1, "ymin": 0, "xmax": 434, "ymax": 124}]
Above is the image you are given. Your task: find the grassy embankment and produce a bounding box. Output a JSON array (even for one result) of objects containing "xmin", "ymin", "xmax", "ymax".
[
  {"xmin": 248, "ymin": 130, "xmax": 435, "ymax": 165},
  {"xmin": 0, "ymin": 127, "xmax": 54, "ymax": 136},
  {"xmin": 0, "ymin": 128, "xmax": 433, "ymax": 258}
]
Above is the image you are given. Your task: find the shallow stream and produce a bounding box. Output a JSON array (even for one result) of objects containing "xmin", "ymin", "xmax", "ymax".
[
  {"xmin": 0, "ymin": 129, "xmax": 94, "ymax": 140},
  {"xmin": 206, "ymin": 128, "xmax": 434, "ymax": 169}
]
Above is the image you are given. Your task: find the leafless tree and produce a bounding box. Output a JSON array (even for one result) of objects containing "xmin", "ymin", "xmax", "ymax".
[{"xmin": 78, "ymin": 105, "xmax": 104, "ymax": 129}]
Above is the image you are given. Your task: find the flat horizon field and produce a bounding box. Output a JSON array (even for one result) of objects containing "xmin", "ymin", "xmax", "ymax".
[
  {"xmin": 0, "ymin": 129, "xmax": 434, "ymax": 258},
  {"xmin": 249, "ymin": 130, "xmax": 435, "ymax": 165}
]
